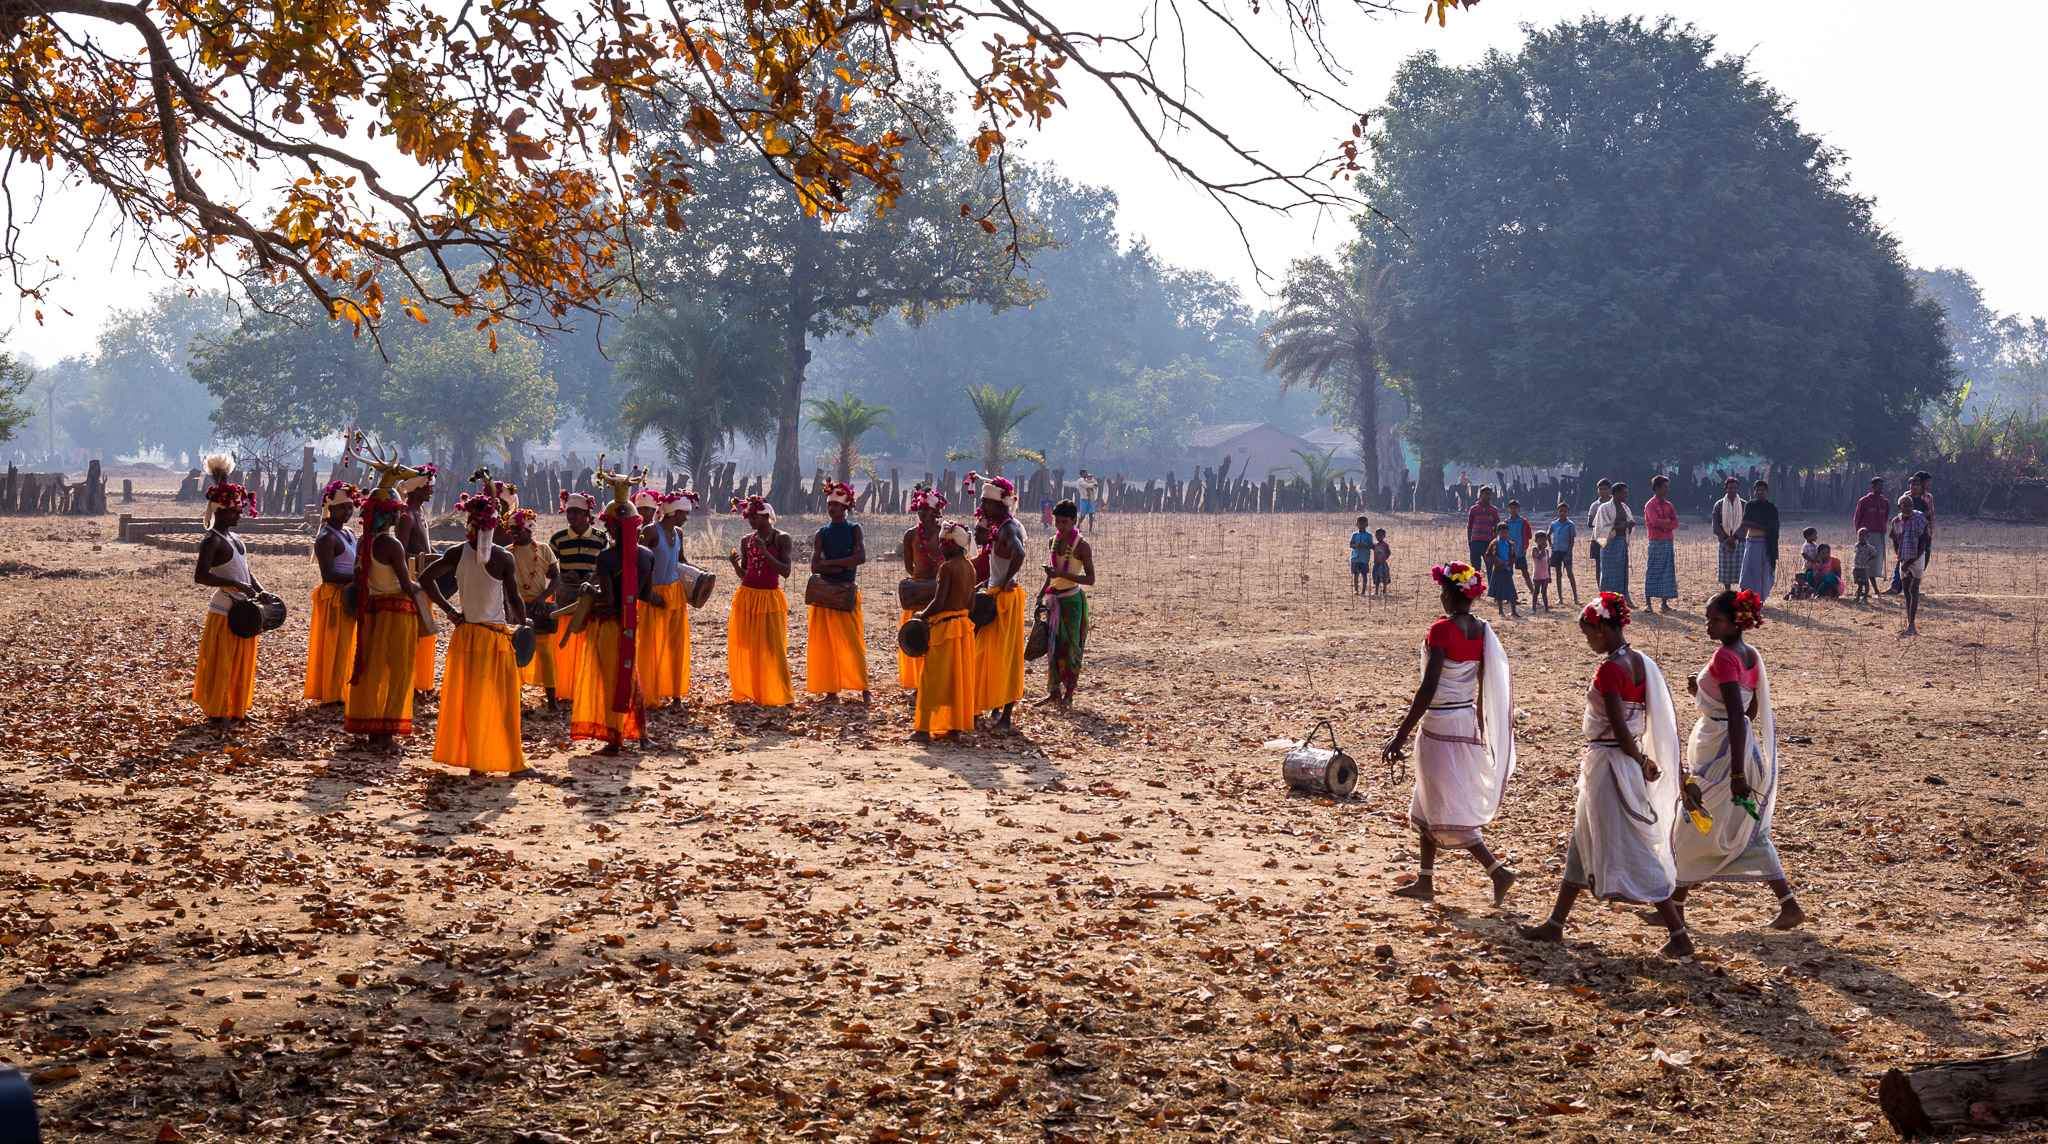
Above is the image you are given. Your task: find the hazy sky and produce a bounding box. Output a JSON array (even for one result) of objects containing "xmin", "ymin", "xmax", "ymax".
[{"xmin": 5, "ymin": 1, "xmax": 2042, "ymax": 364}]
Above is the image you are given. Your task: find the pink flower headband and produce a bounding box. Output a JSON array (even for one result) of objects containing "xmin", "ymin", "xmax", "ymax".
[
  {"xmin": 1581, "ymin": 591, "xmax": 1631, "ymax": 627},
  {"xmin": 507, "ymin": 508, "xmax": 539, "ymax": 530},
  {"xmin": 668, "ymin": 490, "xmax": 701, "ymax": 510},
  {"xmin": 320, "ymin": 480, "xmax": 362, "ymax": 510},
  {"xmin": 205, "ymin": 483, "xmax": 260, "ymax": 517},
  {"xmin": 730, "ymin": 494, "xmax": 774, "ymax": 518},
  {"xmin": 823, "ymin": 481, "xmax": 857, "ymax": 509},
  {"xmin": 559, "ymin": 490, "xmax": 597, "ymax": 514},
  {"xmin": 1431, "ymin": 561, "xmax": 1485, "ymax": 599},
  {"xmin": 909, "ymin": 484, "xmax": 947, "ymax": 511},
  {"xmin": 455, "ymin": 491, "xmax": 501, "ymax": 541}
]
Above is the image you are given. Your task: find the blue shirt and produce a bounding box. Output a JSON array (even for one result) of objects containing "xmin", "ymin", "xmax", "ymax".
[
  {"xmin": 1349, "ymin": 531, "xmax": 1373, "ymax": 566},
  {"xmin": 1504, "ymin": 515, "xmax": 1532, "ymax": 554},
  {"xmin": 819, "ymin": 519, "xmax": 860, "ymax": 584},
  {"xmin": 1547, "ymin": 518, "xmax": 1577, "ymax": 554}
]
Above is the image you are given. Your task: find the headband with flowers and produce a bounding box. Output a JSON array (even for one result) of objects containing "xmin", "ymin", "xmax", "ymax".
[
  {"xmin": 455, "ymin": 491, "xmax": 502, "ymax": 548},
  {"xmin": 469, "ymin": 467, "xmax": 519, "ymax": 514},
  {"xmin": 205, "ymin": 482, "xmax": 260, "ymax": 517},
  {"xmin": 630, "ymin": 488, "xmax": 663, "ymax": 514},
  {"xmin": 1581, "ymin": 591, "xmax": 1632, "ymax": 628},
  {"xmin": 940, "ymin": 519, "xmax": 973, "ymax": 550},
  {"xmin": 507, "ymin": 507, "xmax": 539, "ymax": 531},
  {"xmin": 730, "ymin": 494, "xmax": 773, "ymax": 519},
  {"xmin": 559, "ymin": 490, "xmax": 597, "ymax": 514},
  {"xmin": 964, "ymin": 471, "xmax": 1018, "ymax": 508},
  {"xmin": 397, "ymin": 462, "xmax": 438, "ymax": 497},
  {"xmin": 1430, "ymin": 561, "xmax": 1486, "ymax": 600},
  {"xmin": 321, "ymin": 480, "xmax": 363, "ymax": 510},
  {"xmin": 669, "ymin": 489, "xmax": 701, "ymax": 510},
  {"xmin": 909, "ymin": 484, "xmax": 947, "ymax": 512},
  {"xmin": 1729, "ymin": 589, "xmax": 1765, "ymax": 631},
  {"xmin": 823, "ymin": 481, "xmax": 857, "ymax": 509}
]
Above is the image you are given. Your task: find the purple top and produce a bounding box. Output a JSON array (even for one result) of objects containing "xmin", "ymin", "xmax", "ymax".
[{"xmin": 1854, "ymin": 491, "xmax": 1892, "ymax": 538}]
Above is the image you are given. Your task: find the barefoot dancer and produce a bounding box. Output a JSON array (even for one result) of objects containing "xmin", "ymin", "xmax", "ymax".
[
  {"xmin": 911, "ymin": 520, "xmax": 979, "ymax": 743},
  {"xmin": 192, "ymin": 455, "xmax": 266, "ymax": 732},
  {"xmin": 1040, "ymin": 499, "xmax": 1095, "ymax": 709},
  {"xmin": 1382, "ymin": 562, "xmax": 1519, "ymax": 905},
  {"xmin": 305, "ymin": 480, "xmax": 361, "ymax": 706},
  {"xmin": 508, "ymin": 509, "xmax": 564, "ymax": 710},
  {"xmin": 726, "ymin": 494, "xmax": 795, "ymax": 706},
  {"xmin": 969, "ymin": 473, "xmax": 1027, "ymax": 729},
  {"xmin": 421, "ymin": 491, "xmax": 531, "ymax": 773},
  {"xmin": 806, "ymin": 482, "xmax": 871, "ymax": 705},
  {"xmin": 898, "ymin": 485, "xmax": 948, "ymax": 700},
  {"xmin": 395, "ymin": 464, "xmax": 440, "ymax": 697},
  {"xmin": 1672, "ymin": 590, "xmax": 1806, "ymax": 929},
  {"xmin": 639, "ymin": 491, "xmax": 696, "ymax": 707},
  {"xmin": 571, "ymin": 469, "xmax": 656, "ymax": 755},
  {"xmin": 343, "ymin": 458, "xmax": 425, "ymax": 754},
  {"xmin": 1518, "ymin": 593, "xmax": 1693, "ymax": 957}
]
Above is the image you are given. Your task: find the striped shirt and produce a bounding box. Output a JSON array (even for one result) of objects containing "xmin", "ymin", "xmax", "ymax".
[
  {"xmin": 550, "ymin": 525, "xmax": 610, "ymax": 581},
  {"xmin": 1894, "ymin": 511, "xmax": 1929, "ymax": 562}
]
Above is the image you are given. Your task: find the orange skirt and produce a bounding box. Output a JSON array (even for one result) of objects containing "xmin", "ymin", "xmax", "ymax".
[
  {"xmin": 975, "ymin": 584, "xmax": 1026, "ymax": 710},
  {"xmin": 433, "ymin": 623, "xmax": 529, "ymax": 773},
  {"xmin": 345, "ymin": 595, "xmax": 418, "ymax": 736},
  {"xmin": 640, "ymin": 581, "xmax": 691, "ymax": 702},
  {"xmin": 805, "ymin": 592, "xmax": 869, "ymax": 694},
  {"xmin": 194, "ymin": 611, "xmax": 258, "ymax": 720},
  {"xmin": 915, "ymin": 612, "xmax": 978, "ymax": 736},
  {"xmin": 570, "ymin": 616, "xmax": 646, "ymax": 747},
  {"xmin": 554, "ymin": 626, "xmax": 586, "ymax": 701},
  {"xmin": 727, "ymin": 585, "xmax": 793, "ymax": 706},
  {"xmin": 413, "ymin": 632, "xmax": 437, "ymax": 692},
  {"xmin": 519, "ymin": 598, "xmax": 557, "ymax": 690},
  {"xmin": 303, "ymin": 583, "xmax": 356, "ymax": 704}
]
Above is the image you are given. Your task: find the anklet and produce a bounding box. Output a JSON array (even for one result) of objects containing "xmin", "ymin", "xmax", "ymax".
[
  {"xmin": 1669, "ymin": 926, "xmax": 1690, "ymax": 937},
  {"xmin": 1415, "ymin": 867, "xmax": 1434, "ymax": 877},
  {"xmin": 1484, "ymin": 860, "xmax": 1505, "ymax": 873},
  {"xmin": 1776, "ymin": 891, "xmax": 1796, "ymax": 903}
]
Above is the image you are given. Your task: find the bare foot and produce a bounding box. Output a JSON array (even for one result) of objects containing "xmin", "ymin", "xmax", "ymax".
[
  {"xmin": 1660, "ymin": 929, "xmax": 1696, "ymax": 958},
  {"xmin": 1770, "ymin": 900, "xmax": 1809, "ymax": 930},
  {"xmin": 910, "ymin": 731, "xmax": 932, "ymax": 744},
  {"xmin": 1491, "ymin": 866, "xmax": 1518, "ymax": 906},
  {"xmin": 596, "ymin": 744, "xmax": 621, "ymax": 757},
  {"xmin": 1032, "ymin": 694, "xmax": 1062, "ymax": 708},
  {"xmin": 1516, "ymin": 920, "xmax": 1564, "ymax": 943},
  {"xmin": 1390, "ymin": 878, "xmax": 1435, "ymax": 902},
  {"xmin": 940, "ymin": 731, "xmax": 962, "ymax": 744}
]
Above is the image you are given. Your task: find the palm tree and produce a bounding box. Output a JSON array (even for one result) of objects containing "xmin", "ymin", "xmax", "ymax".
[
  {"xmin": 948, "ymin": 383, "xmax": 1044, "ymax": 476},
  {"xmin": 805, "ymin": 394, "xmax": 894, "ymax": 482},
  {"xmin": 1268, "ymin": 447, "xmax": 1359, "ymax": 512},
  {"xmin": 615, "ymin": 295, "xmax": 779, "ymax": 487},
  {"xmin": 1261, "ymin": 254, "xmax": 1390, "ymax": 498}
]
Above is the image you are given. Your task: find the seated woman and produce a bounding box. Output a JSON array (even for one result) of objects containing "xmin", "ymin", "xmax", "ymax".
[{"xmin": 1802, "ymin": 544, "xmax": 1842, "ymax": 598}]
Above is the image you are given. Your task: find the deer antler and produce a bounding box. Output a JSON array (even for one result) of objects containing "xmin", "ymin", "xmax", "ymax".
[{"xmin": 345, "ymin": 431, "xmax": 425, "ymax": 490}]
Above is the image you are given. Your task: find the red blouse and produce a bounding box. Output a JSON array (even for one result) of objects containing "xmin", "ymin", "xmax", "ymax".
[
  {"xmin": 1704, "ymin": 646, "xmax": 1761, "ymax": 690},
  {"xmin": 1592, "ymin": 659, "xmax": 1648, "ymax": 702},
  {"xmin": 1426, "ymin": 617, "xmax": 1486, "ymax": 663}
]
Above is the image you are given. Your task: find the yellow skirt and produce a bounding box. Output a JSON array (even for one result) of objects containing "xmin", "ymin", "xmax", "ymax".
[
  {"xmin": 728, "ymin": 585, "xmax": 793, "ymax": 706},
  {"xmin": 975, "ymin": 584, "xmax": 1026, "ymax": 710},
  {"xmin": 519, "ymin": 597, "xmax": 557, "ymax": 690},
  {"xmin": 433, "ymin": 623, "xmax": 529, "ymax": 773},
  {"xmin": 303, "ymin": 583, "xmax": 356, "ymax": 704},
  {"xmin": 570, "ymin": 616, "xmax": 646, "ymax": 746},
  {"xmin": 915, "ymin": 612, "xmax": 978, "ymax": 736},
  {"xmin": 345, "ymin": 595, "xmax": 419, "ymax": 736},
  {"xmin": 640, "ymin": 581, "xmax": 691, "ymax": 702},
  {"xmin": 806, "ymin": 592, "xmax": 869, "ymax": 694},
  {"xmin": 414, "ymin": 632, "xmax": 437, "ymax": 692},
  {"xmin": 897, "ymin": 609, "xmax": 923, "ymax": 691},
  {"xmin": 194, "ymin": 611, "xmax": 258, "ymax": 720},
  {"xmin": 554, "ymin": 626, "xmax": 585, "ymax": 701}
]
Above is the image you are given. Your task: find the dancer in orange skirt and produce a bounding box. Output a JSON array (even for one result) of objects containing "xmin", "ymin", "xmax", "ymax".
[
  {"xmin": 394, "ymin": 464, "xmax": 440, "ymax": 696},
  {"xmin": 898, "ymin": 485, "xmax": 948, "ymax": 699},
  {"xmin": 570, "ymin": 471, "xmax": 656, "ymax": 753},
  {"xmin": 551, "ymin": 490, "xmax": 606, "ymax": 708},
  {"xmin": 192, "ymin": 454, "xmax": 266, "ymax": 732},
  {"xmin": 912, "ymin": 520, "xmax": 979, "ymax": 742},
  {"xmin": 966, "ymin": 472, "xmax": 1027, "ymax": 729},
  {"xmin": 806, "ymin": 481, "xmax": 869, "ymax": 704},
  {"xmin": 638, "ymin": 490, "xmax": 698, "ymax": 706},
  {"xmin": 422, "ymin": 490, "xmax": 531, "ymax": 773},
  {"xmin": 726, "ymin": 494, "xmax": 794, "ymax": 706},
  {"xmin": 508, "ymin": 509, "xmax": 563, "ymax": 707},
  {"xmin": 344, "ymin": 487, "xmax": 423, "ymax": 752},
  {"xmin": 304, "ymin": 480, "xmax": 361, "ymax": 705}
]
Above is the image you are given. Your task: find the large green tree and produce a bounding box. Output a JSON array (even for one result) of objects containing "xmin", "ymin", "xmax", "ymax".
[
  {"xmin": 616, "ymin": 296, "xmax": 780, "ymax": 484},
  {"xmin": 1358, "ymin": 17, "xmax": 1954, "ymax": 495},
  {"xmin": 0, "ymin": 350, "xmax": 29, "ymax": 445},
  {"xmin": 68, "ymin": 289, "xmax": 235, "ymax": 466},
  {"xmin": 387, "ymin": 323, "xmax": 559, "ymax": 481},
  {"xmin": 1262, "ymin": 255, "xmax": 1390, "ymax": 497},
  {"xmin": 636, "ymin": 78, "xmax": 1040, "ymax": 506}
]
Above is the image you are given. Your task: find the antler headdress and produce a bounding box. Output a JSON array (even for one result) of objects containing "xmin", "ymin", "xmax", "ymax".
[{"xmin": 591, "ymin": 454, "xmax": 650, "ymax": 524}]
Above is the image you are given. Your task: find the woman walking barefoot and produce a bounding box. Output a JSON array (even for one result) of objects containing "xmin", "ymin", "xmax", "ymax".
[
  {"xmin": 1518, "ymin": 593, "xmax": 1693, "ymax": 957},
  {"xmin": 1381, "ymin": 562, "xmax": 1519, "ymax": 905},
  {"xmin": 1668, "ymin": 590, "xmax": 1806, "ymax": 930}
]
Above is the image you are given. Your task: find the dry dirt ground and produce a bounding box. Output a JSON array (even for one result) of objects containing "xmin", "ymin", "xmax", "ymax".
[{"xmin": 1, "ymin": 494, "xmax": 2045, "ymax": 1144}]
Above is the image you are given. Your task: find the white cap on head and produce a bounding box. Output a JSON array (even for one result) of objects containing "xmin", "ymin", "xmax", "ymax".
[
  {"xmin": 942, "ymin": 522, "xmax": 972, "ymax": 549},
  {"xmin": 631, "ymin": 489, "xmax": 662, "ymax": 512}
]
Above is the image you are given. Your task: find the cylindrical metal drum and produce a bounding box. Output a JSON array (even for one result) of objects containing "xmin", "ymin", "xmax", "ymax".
[{"xmin": 1282, "ymin": 743, "xmax": 1358, "ymax": 799}]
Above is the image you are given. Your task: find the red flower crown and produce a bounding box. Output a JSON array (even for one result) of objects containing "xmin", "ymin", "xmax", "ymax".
[
  {"xmin": 1730, "ymin": 590, "xmax": 1765, "ymax": 630},
  {"xmin": 1581, "ymin": 591, "xmax": 1631, "ymax": 627},
  {"xmin": 1431, "ymin": 561, "xmax": 1485, "ymax": 599}
]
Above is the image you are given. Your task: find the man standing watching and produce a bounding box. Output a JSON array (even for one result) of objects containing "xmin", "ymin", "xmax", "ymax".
[
  {"xmin": 1466, "ymin": 485, "xmax": 1500, "ymax": 572},
  {"xmin": 1076, "ymin": 470, "xmax": 1099, "ymax": 531},
  {"xmin": 1711, "ymin": 476, "xmax": 1746, "ymax": 592}
]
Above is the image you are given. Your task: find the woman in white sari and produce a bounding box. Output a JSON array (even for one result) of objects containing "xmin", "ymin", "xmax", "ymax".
[
  {"xmin": 1382, "ymin": 562, "xmax": 1518, "ymax": 905},
  {"xmin": 1668, "ymin": 590, "xmax": 1806, "ymax": 930},
  {"xmin": 1518, "ymin": 592, "xmax": 1693, "ymax": 958}
]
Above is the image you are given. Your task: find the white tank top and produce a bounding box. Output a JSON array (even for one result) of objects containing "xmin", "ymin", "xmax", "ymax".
[
  {"xmin": 989, "ymin": 517, "xmax": 1026, "ymax": 586},
  {"xmin": 324, "ymin": 525, "xmax": 357, "ymax": 577},
  {"xmin": 456, "ymin": 541, "xmax": 507, "ymax": 625},
  {"xmin": 206, "ymin": 535, "xmax": 251, "ymax": 615}
]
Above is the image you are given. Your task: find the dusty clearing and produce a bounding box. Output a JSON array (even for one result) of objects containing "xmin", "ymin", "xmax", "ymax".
[{"xmin": 1, "ymin": 498, "xmax": 2045, "ymax": 1144}]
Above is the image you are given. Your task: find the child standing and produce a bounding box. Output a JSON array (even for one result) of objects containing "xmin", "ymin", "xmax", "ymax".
[
  {"xmin": 1486, "ymin": 522, "xmax": 1520, "ymax": 618},
  {"xmin": 1549, "ymin": 502, "xmax": 1579, "ymax": 605},
  {"xmin": 1372, "ymin": 529, "xmax": 1392, "ymax": 596},
  {"xmin": 1349, "ymin": 515, "xmax": 1373, "ymax": 596},
  {"xmin": 1529, "ymin": 530, "xmax": 1553, "ymax": 611},
  {"xmin": 1852, "ymin": 528, "xmax": 1881, "ymax": 602}
]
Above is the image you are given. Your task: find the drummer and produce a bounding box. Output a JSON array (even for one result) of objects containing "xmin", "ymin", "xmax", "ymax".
[
  {"xmin": 420, "ymin": 492, "xmax": 530, "ymax": 773},
  {"xmin": 551, "ymin": 491, "xmax": 608, "ymax": 707},
  {"xmin": 807, "ymin": 482, "xmax": 870, "ymax": 705},
  {"xmin": 727, "ymin": 494, "xmax": 795, "ymax": 706},
  {"xmin": 911, "ymin": 520, "xmax": 980, "ymax": 744},
  {"xmin": 193, "ymin": 454, "xmax": 266, "ymax": 733},
  {"xmin": 395, "ymin": 464, "xmax": 439, "ymax": 698},
  {"xmin": 508, "ymin": 509, "xmax": 563, "ymax": 710},
  {"xmin": 640, "ymin": 491, "xmax": 699, "ymax": 708},
  {"xmin": 898, "ymin": 485, "xmax": 947, "ymax": 701}
]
